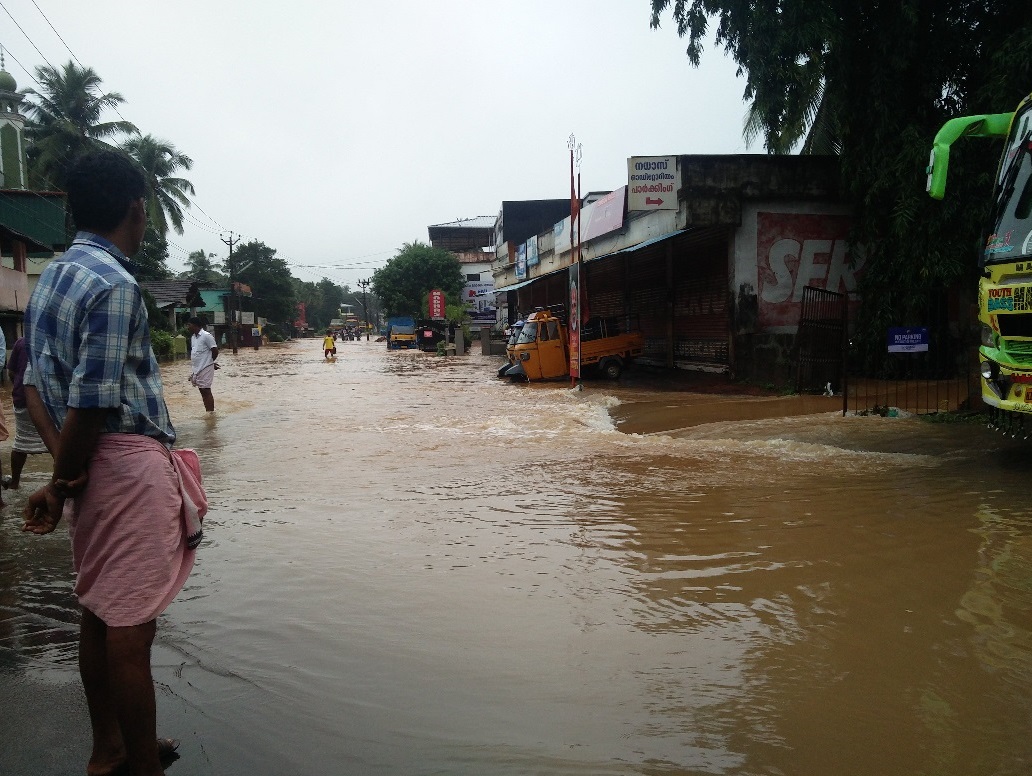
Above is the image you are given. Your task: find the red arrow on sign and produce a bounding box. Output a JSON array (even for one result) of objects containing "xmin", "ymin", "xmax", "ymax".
[{"xmin": 646, "ymin": 197, "xmax": 664, "ymax": 206}]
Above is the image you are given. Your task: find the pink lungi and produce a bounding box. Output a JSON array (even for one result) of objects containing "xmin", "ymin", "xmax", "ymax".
[{"xmin": 69, "ymin": 433, "xmax": 196, "ymax": 627}]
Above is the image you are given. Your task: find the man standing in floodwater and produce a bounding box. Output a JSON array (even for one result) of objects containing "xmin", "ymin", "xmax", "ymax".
[
  {"xmin": 21, "ymin": 150, "xmax": 197, "ymax": 776},
  {"xmin": 187, "ymin": 316, "xmax": 219, "ymax": 412}
]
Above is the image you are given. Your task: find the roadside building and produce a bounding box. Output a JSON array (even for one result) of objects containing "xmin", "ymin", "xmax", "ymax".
[
  {"xmin": 140, "ymin": 279, "xmax": 205, "ymax": 330},
  {"xmin": 492, "ymin": 155, "xmax": 854, "ymax": 385},
  {"xmin": 427, "ymin": 216, "xmax": 497, "ymax": 328},
  {"xmin": 0, "ymin": 64, "xmax": 66, "ymax": 348}
]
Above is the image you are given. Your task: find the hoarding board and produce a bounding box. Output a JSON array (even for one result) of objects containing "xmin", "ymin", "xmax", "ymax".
[{"xmin": 429, "ymin": 289, "xmax": 446, "ymax": 320}]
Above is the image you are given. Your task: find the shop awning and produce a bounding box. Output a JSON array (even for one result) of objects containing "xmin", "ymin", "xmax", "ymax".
[
  {"xmin": 491, "ymin": 265, "xmax": 569, "ymax": 294},
  {"xmin": 586, "ymin": 229, "xmax": 685, "ymax": 263}
]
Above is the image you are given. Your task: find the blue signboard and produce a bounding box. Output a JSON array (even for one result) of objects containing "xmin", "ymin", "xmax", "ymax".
[
  {"xmin": 515, "ymin": 243, "xmax": 527, "ymax": 280},
  {"xmin": 887, "ymin": 326, "xmax": 929, "ymax": 353}
]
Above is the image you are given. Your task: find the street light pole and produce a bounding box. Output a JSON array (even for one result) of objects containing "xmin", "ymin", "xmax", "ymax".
[
  {"xmin": 358, "ymin": 278, "xmax": 371, "ymax": 341},
  {"xmin": 221, "ymin": 231, "xmax": 240, "ymax": 354}
]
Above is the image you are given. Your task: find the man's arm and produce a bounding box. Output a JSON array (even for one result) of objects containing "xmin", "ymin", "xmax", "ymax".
[
  {"xmin": 23, "ymin": 384, "xmax": 60, "ymax": 455},
  {"xmin": 23, "ymin": 405, "xmax": 106, "ymax": 534}
]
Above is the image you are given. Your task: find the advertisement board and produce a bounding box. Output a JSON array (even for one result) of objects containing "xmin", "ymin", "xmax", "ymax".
[
  {"xmin": 428, "ymin": 289, "xmax": 446, "ymax": 320},
  {"xmin": 580, "ymin": 187, "xmax": 626, "ymax": 242},
  {"xmin": 463, "ymin": 281, "xmax": 496, "ymax": 326},
  {"xmin": 515, "ymin": 243, "xmax": 527, "ymax": 280},
  {"xmin": 756, "ymin": 212, "xmax": 864, "ymax": 329},
  {"xmin": 527, "ymin": 235, "xmax": 539, "ymax": 267},
  {"xmin": 569, "ymin": 263, "xmax": 581, "ymax": 379}
]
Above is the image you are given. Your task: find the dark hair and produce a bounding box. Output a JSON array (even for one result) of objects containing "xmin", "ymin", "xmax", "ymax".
[
  {"xmin": 66, "ymin": 150, "xmax": 148, "ymax": 232},
  {"xmin": 189, "ymin": 316, "xmax": 203, "ymax": 326}
]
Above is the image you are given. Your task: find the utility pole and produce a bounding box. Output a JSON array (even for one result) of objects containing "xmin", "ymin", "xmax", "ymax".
[
  {"xmin": 221, "ymin": 231, "xmax": 240, "ymax": 354},
  {"xmin": 358, "ymin": 278, "xmax": 371, "ymax": 341}
]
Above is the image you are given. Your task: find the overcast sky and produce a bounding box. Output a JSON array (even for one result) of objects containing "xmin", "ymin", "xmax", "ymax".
[{"xmin": 2, "ymin": 0, "xmax": 755, "ymax": 288}]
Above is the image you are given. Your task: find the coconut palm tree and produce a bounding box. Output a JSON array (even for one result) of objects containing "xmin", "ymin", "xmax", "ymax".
[
  {"xmin": 122, "ymin": 134, "xmax": 195, "ymax": 237},
  {"xmin": 22, "ymin": 60, "xmax": 138, "ymax": 188}
]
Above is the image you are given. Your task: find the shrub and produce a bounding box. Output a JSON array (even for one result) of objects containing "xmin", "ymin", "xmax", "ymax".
[{"xmin": 150, "ymin": 329, "xmax": 174, "ymax": 358}]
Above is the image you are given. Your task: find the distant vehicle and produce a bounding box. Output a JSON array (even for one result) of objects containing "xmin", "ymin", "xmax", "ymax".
[
  {"xmin": 414, "ymin": 322, "xmax": 446, "ymax": 352},
  {"xmin": 502, "ymin": 308, "xmax": 644, "ymax": 381},
  {"xmin": 386, "ymin": 316, "xmax": 418, "ymax": 350}
]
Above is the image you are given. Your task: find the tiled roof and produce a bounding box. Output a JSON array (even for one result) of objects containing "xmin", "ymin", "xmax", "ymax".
[{"xmin": 139, "ymin": 280, "xmax": 204, "ymax": 308}]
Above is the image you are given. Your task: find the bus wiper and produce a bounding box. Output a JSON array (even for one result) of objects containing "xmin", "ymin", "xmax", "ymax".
[{"xmin": 988, "ymin": 129, "xmax": 1032, "ymax": 232}]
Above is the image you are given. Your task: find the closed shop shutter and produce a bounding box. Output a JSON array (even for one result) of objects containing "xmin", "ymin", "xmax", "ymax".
[
  {"xmin": 585, "ymin": 259, "xmax": 623, "ymax": 319},
  {"xmin": 626, "ymin": 250, "xmax": 667, "ymax": 359},
  {"xmin": 672, "ymin": 235, "xmax": 730, "ymax": 366}
]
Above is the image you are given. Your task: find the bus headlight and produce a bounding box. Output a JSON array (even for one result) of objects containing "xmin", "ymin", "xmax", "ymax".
[{"xmin": 980, "ymin": 324, "xmax": 997, "ymax": 348}]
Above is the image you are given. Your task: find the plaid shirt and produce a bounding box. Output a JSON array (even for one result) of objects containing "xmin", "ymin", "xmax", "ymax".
[{"xmin": 23, "ymin": 232, "xmax": 176, "ymax": 446}]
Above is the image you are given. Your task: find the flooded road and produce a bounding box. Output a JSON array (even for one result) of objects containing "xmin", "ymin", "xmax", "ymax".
[{"xmin": 2, "ymin": 339, "xmax": 1031, "ymax": 775}]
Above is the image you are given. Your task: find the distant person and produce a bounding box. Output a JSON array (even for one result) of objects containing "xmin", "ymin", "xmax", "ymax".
[
  {"xmin": 4, "ymin": 337, "xmax": 53, "ymax": 491},
  {"xmin": 187, "ymin": 316, "xmax": 219, "ymax": 412},
  {"xmin": 0, "ymin": 325, "xmax": 8, "ymax": 505},
  {"xmin": 21, "ymin": 149, "xmax": 203, "ymax": 776},
  {"xmin": 323, "ymin": 328, "xmax": 337, "ymax": 359}
]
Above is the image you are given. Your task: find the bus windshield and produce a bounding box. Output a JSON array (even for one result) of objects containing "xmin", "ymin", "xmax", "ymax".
[{"xmin": 985, "ymin": 102, "xmax": 1032, "ymax": 266}]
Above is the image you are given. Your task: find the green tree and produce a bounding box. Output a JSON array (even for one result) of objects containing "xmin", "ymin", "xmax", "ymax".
[
  {"xmin": 133, "ymin": 226, "xmax": 172, "ymax": 281},
  {"xmin": 292, "ymin": 277, "xmax": 352, "ymax": 330},
  {"xmin": 182, "ymin": 249, "xmax": 225, "ymax": 285},
  {"xmin": 122, "ymin": 134, "xmax": 195, "ymax": 238},
  {"xmin": 649, "ymin": 0, "xmax": 1032, "ymax": 367},
  {"xmin": 232, "ymin": 240, "xmax": 297, "ymax": 323},
  {"xmin": 371, "ymin": 241, "xmax": 465, "ymax": 318},
  {"xmin": 22, "ymin": 60, "xmax": 138, "ymax": 188}
]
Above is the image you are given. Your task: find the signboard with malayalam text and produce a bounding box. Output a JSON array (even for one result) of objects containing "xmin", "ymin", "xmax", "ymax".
[
  {"xmin": 428, "ymin": 289, "xmax": 446, "ymax": 320},
  {"xmin": 627, "ymin": 156, "xmax": 677, "ymax": 211}
]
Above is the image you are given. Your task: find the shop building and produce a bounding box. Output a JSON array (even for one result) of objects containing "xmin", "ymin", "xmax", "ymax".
[{"xmin": 492, "ymin": 155, "xmax": 855, "ymax": 384}]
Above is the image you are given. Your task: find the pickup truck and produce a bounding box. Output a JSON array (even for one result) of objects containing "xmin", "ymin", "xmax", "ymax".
[{"xmin": 502, "ymin": 309, "xmax": 644, "ymax": 381}]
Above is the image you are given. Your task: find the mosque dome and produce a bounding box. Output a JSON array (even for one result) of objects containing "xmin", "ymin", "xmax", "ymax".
[{"xmin": 0, "ymin": 69, "xmax": 15, "ymax": 92}]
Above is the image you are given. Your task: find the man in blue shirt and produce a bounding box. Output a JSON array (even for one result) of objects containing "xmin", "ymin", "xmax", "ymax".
[{"xmin": 22, "ymin": 151, "xmax": 189, "ymax": 776}]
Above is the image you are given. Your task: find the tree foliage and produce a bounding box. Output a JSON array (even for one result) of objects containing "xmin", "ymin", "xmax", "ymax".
[
  {"xmin": 133, "ymin": 226, "xmax": 172, "ymax": 281},
  {"xmin": 181, "ymin": 249, "xmax": 225, "ymax": 285},
  {"xmin": 650, "ymin": 0, "xmax": 1032, "ymax": 367},
  {"xmin": 232, "ymin": 240, "xmax": 297, "ymax": 323},
  {"xmin": 22, "ymin": 60, "xmax": 138, "ymax": 189},
  {"xmin": 371, "ymin": 242, "xmax": 465, "ymax": 319},
  {"xmin": 122, "ymin": 134, "xmax": 195, "ymax": 238},
  {"xmin": 293, "ymin": 277, "xmax": 352, "ymax": 331}
]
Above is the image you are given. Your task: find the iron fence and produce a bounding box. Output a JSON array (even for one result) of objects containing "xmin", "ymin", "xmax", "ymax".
[{"xmin": 793, "ymin": 286, "xmax": 980, "ymax": 416}]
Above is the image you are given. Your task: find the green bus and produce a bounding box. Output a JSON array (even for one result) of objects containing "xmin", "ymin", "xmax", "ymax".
[{"xmin": 927, "ymin": 93, "xmax": 1032, "ymax": 435}]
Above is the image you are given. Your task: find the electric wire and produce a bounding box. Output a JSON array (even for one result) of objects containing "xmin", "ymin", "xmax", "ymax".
[{"xmin": 0, "ymin": 10, "xmax": 409, "ymax": 291}]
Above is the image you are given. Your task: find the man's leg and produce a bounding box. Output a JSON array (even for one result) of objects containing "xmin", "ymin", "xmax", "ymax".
[
  {"xmin": 107, "ymin": 619, "xmax": 162, "ymax": 776},
  {"xmin": 9, "ymin": 449, "xmax": 27, "ymax": 488},
  {"xmin": 199, "ymin": 387, "xmax": 215, "ymax": 412},
  {"xmin": 80, "ymin": 608, "xmax": 127, "ymax": 776}
]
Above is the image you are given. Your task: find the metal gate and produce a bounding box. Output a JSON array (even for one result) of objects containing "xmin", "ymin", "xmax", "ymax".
[{"xmin": 795, "ymin": 286, "xmax": 846, "ymax": 394}]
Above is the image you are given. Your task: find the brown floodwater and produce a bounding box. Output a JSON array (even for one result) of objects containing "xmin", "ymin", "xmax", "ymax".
[{"xmin": 1, "ymin": 339, "xmax": 1031, "ymax": 775}]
